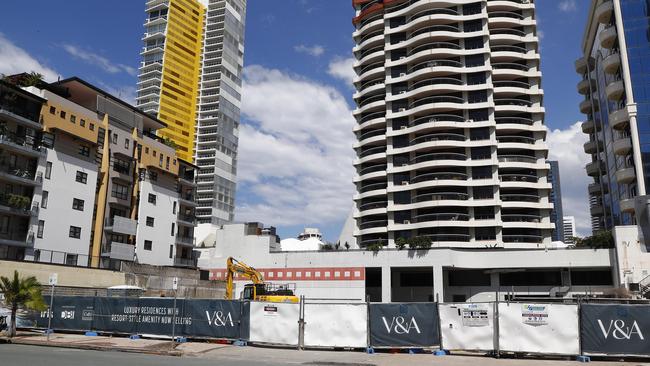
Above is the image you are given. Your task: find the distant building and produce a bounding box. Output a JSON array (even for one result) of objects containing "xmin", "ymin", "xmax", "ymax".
[
  {"xmin": 548, "ymin": 161, "xmax": 564, "ymax": 242},
  {"xmin": 563, "ymin": 216, "xmax": 577, "ymax": 244},
  {"xmin": 137, "ymin": 0, "xmax": 247, "ymax": 226}
]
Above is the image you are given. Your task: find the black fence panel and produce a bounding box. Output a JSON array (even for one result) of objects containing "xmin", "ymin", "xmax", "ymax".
[
  {"xmin": 369, "ymin": 303, "xmax": 440, "ymax": 348},
  {"xmin": 184, "ymin": 299, "xmax": 242, "ymax": 339},
  {"xmin": 581, "ymin": 304, "xmax": 650, "ymax": 357}
]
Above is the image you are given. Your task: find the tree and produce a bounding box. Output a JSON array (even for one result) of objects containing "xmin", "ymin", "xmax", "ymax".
[
  {"xmin": 21, "ymin": 72, "xmax": 44, "ymax": 87},
  {"xmin": 395, "ymin": 237, "xmax": 407, "ymax": 250},
  {"xmin": 0, "ymin": 270, "xmax": 46, "ymax": 337},
  {"xmin": 574, "ymin": 230, "xmax": 614, "ymax": 249}
]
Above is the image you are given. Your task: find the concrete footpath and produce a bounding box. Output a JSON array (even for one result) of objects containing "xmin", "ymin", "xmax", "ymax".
[{"xmin": 2, "ymin": 331, "xmax": 648, "ymax": 365}]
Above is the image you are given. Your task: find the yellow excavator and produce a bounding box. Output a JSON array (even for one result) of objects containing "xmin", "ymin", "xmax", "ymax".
[{"xmin": 225, "ymin": 257, "xmax": 299, "ymax": 303}]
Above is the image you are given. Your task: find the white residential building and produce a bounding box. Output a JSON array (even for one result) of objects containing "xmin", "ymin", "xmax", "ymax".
[
  {"xmin": 352, "ymin": 0, "xmax": 552, "ymax": 248},
  {"xmin": 563, "ymin": 216, "xmax": 577, "ymax": 244}
]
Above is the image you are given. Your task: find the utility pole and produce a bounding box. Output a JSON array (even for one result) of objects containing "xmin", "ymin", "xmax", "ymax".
[{"xmin": 46, "ymin": 273, "xmax": 57, "ymax": 341}]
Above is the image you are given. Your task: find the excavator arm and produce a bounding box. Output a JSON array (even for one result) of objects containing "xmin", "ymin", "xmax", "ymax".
[{"xmin": 225, "ymin": 257, "xmax": 265, "ymax": 299}]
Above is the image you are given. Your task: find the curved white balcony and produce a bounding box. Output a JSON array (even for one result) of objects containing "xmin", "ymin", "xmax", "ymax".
[
  {"xmin": 603, "ymin": 52, "xmax": 621, "ymax": 74},
  {"xmin": 577, "ymin": 78, "xmax": 596, "ymax": 95},
  {"xmin": 595, "ymin": 0, "xmax": 614, "ymax": 24},
  {"xmin": 609, "ymin": 108, "xmax": 629, "ymax": 130},
  {"xmin": 574, "ymin": 56, "xmax": 594, "ymax": 74},
  {"xmin": 583, "ymin": 139, "xmax": 603, "ymax": 154},
  {"xmin": 581, "ymin": 120, "xmax": 596, "ymax": 134},
  {"xmin": 605, "ymin": 79, "xmax": 625, "ymax": 101},
  {"xmin": 620, "ymin": 198, "xmax": 635, "ymax": 213},
  {"xmin": 616, "ymin": 166, "xmax": 636, "ymax": 185},
  {"xmin": 599, "ymin": 25, "xmax": 618, "ymax": 49},
  {"xmin": 613, "ymin": 136, "xmax": 632, "ymax": 156}
]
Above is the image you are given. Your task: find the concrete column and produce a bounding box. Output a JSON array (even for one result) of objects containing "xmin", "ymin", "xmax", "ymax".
[
  {"xmin": 433, "ymin": 266, "xmax": 444, "ymax": 302},
  {"xmin": 381, "ymin": 266, "xmax": 391, "ymax": 303}
]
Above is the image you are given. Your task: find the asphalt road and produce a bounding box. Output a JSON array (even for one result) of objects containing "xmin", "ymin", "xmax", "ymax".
[{"xmin": 0, "ymin": 344, "xmax": 284, "ymax": 366}]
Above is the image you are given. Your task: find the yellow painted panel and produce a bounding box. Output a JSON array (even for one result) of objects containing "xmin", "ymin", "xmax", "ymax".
[{"xmin": 40, "ymin": 102, "xmax": 100, "ymax": 144}]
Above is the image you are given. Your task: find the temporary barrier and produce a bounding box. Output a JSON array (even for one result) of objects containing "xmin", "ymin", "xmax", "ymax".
[
  {"xmin": 36, "ymin": 296, "xmax": 244, "ymax": 340},
  {"xmin": 498, "ymin": 303, "xmax": 579, "ymax": 355},
  {"xmin": 581, "ymin": 304, "xmax": 650, "ymax": 357},
  {"xmin": 369, "ymin": 303, "xmax": 440, "ymax": 348},
  {"xmin": 303, "ymin": 303, "xmax": 367, "ymax": 348},
  {"xmin": 439, "ymin": 302, "xmax": 495, "ymax": 351},
  {"xmin": 248, "ymin": 301, "xmax": 300, "ymax": 346}
]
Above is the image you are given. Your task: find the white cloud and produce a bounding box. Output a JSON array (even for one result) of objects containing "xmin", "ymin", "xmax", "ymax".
[
  {"xmin": 0, "ymin": 33, "xmax": 58, "ymax": 81},
  {"xmin": 327, "ymin": 56, "xmax": 356, "ymax": 86},
  {"xmin": 547, "ymin": 122, "xmax": 592, "ymax": 237},
  {"xmin": 62, "ymin": 44, "xmax": 137, "ymax": 76},
  {"xmin": 235, "ymin": 65, "xmax": 356, "ymax": 227},
  {"xmin": 294, "ymin": 44, "xmax": 325, "ymax": 57},
  {"xmin": 558, "ymin": 0, "xmax": 577, "ymax": 12}
]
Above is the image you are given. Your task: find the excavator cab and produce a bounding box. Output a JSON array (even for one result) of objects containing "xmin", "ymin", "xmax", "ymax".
[{"xmin": 241, "ymin": 284, "xmax": 265, "ymax": 301}]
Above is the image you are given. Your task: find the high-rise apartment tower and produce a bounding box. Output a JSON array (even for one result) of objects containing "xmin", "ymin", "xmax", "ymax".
[
  {"xmin": 137, "ymin": 0, "xmax": 246, "ymax": 225},
  {"xmin": 352, "ymin": 0, "xmax": 554, "ymax": 248},
  {"xmin": 577, "ymin": 0, "xmax": 649, "ymax": 233},
  {"xmin": 548, "ymin": 161, "xmax": 564, "ymax": 242}
]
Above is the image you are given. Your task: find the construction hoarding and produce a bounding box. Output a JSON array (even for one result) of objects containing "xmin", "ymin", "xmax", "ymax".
[
  {"xmin": 248, "ymin": 301, "xmax": 300, "ymax": 346},
  {"xmin": 303, "ymin": 303, "xmax": 367, "ymax": 348},
  {"xmin": 581, "ymin": 304, "xmax": 650, "ymax": 357},
  {"xmin": 369, "ymin": 303, "xmax": 440, "ymax": 348},
  {"xmin": 498, "ymin": 303, "xmax": 580, "ymax": 355},
  {"xmin": 439, "ymin": 302, "xmax": 494, "ymax": 351},
  {"xmin": 37, "ymin": 296, "xmax": 243, "ymax": 339}
]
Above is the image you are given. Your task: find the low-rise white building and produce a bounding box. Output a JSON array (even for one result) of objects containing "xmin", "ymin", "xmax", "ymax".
[{"xmin": 198, "ymin": 222, "xmax": 618, "ymax": 303}]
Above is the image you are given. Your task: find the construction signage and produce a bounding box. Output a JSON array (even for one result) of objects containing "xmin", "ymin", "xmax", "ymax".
[
  {"xmin": 369, "ymin": 303, "xmax": 440, "ymax": 348},
  {"xmin": 36, "ymin": 296, "xmax": 243, "ymax": 339},
  {"xmin": 581, "ymin": 304, "xmax": 650, "ymax": 357}
]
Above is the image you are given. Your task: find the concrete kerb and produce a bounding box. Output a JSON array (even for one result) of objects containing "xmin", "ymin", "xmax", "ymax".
[{"xmin": 7, "ymin": 336, "xmax": 183, "ymax": 357}]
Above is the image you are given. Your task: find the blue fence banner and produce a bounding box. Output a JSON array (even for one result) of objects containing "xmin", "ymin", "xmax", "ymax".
[
  {"xmin": 369, "ymin": 303, "xmax": 440, "ymax": 348},
  {"xmin": 581, "ymin": 304, "xmax": 650, "ymax": 357}
]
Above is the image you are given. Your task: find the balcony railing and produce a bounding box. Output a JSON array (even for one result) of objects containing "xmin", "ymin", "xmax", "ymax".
[
  {"xmin": 175, "ymin": 235, "xmax": 196, "ymax": 246},
  {"xmin": 413, "ymin": 192, "xmax": 469, "ymax": 203}
]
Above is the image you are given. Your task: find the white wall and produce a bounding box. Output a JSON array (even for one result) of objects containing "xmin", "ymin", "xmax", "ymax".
[
  {"xmin": 135, "ymin": 179, "xmax": 177, "ymax": 266},
  {"xmin": 614, "ymin": 225, "xmax": 650, "ymax": 285},
  {"xmin": 32, "ymin": 148, "xmax": 97, "ymax": 265}
]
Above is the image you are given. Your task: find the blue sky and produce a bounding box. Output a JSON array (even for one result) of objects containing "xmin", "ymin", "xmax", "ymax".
[{"xmin": 0, "ymin": 0, "xmax": 593, "ymax": 239}]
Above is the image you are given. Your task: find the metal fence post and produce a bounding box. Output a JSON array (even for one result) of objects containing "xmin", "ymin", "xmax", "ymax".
[
  {"xmin": 46, "ymin": 283, "xmax": 54, "ymax": 341},
  {"xmin": 493, "ymin": 299, "xmax": 500, "ymax": 358},
  {"xmin": 366, "ymin": 295, "xmax": 371, "ymax": 350},
  {"xmin": 298, "ymin": 295, "xmax": 305, "ymax": 350}
]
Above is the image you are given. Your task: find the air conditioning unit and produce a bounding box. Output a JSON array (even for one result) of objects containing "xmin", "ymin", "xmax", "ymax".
[
  {"xmin": 401, "ymin": 181, "xmax": 409, "ymax": 185},
  {"xmin": 399, "ymin": 72, "xmax": 406, "ymax": 77},
  {"xmin": 400, "ymin": 125, "xmax": 408, "ymax": 130},
  {"xmin": 403, "ymin": 220, "xmax": 411, "ymax": 225},
  {"xmin": 398, "ymin": 108, "xmax": 406, "ymax": 112},
  {"xmin": 467, "ymin": 119, "xmax": 474, "ymax": 123},
  {"xmin": 400, "ymin": 56, "xmax": 406, "ymax": 60}
]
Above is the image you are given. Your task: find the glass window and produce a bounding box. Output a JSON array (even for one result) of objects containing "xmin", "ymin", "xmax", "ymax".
[
  {"xmin": 65, "ymin": 254, "xmax": 77, "ymax": 266},
  {"xmin": 171, "ymin": 222, "xmax": 175, "ymax": 236},
  {"xmin": 79, "ymin": 145, "xmax": 90, "ymax": 157},
  {"xmin": 89, "ymin": 123, "xmax": 95, "ymax": 131},
  {"xmin": 80, "ymin": 119, "xmax": 86, "ymax": 127},
  {"xmin": 68, "ymin": 226, "xmax": 81, "ymax": 239},
  {"xmin": 125, "ymin": 138, "xmax": 129, "ymax": 149},
  {"xmin": 37, "ymin": 220, "xmax": 44, "ymax": 238},
  {"xmin": 144, "ymin": 240, "xmax": 152, "ymax": 251},
  {"xmin": 111, "ymin": 183, "xmax": 129, "ymax": 200},
  {"xmin": 60, "ymin": 110, "xmax": 66, "ymax": 119},
  {"xmin": 49, "ymin": 106, "xmax": 56, "ymax": 114},
  {"xmin": 75, "ymin": 171, "xmax": 88, "ymax": 184},
  {"xmin": 70, "ymin": 115, "xmax": 76, "ymax": 124},
  {"xmin": 45, "ymin": 162, "xmax": 52, "ymax": 179},
  {"xmin": 41, "ymin": 191, "xmax": 48, "ymax": 208},
  {"xmin": 148, "ymin": 194, "xmax": 156, "ymax": 204},
  {"xmin": 72, "ymin": 198, "xmax": 84, "ymax": 211},
  {"xmin": 0, "ymin": 216, "xmax": 9, "ymax": 233},
  {"xmin": 146, "ymin": 216, "xmax": 154, "ymax": 227}
]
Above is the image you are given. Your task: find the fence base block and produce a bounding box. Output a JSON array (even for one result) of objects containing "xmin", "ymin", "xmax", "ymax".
[
  {"xmin": 233, "ymin": 340, "xmax": 247, "ymax": 347},
  {"xmin": 174, "ymin": 337, "xmax": 188, "ymax": 343},
  {"xmin": 366, "ymin": 347, "xmax": 375, "ymax": 354},
  {"xmin": 84, "ymin": 331, "xmax": 98, "ymax": 337},
  {"xmin": 44, "ymin": 329, "xmax": 54, "ymax": 335},
  {"xmin": 433, "ymin": 350, "xmax": 447, "ymax": 356},
  {"xmin": 129, "ymin": 335, "xmax": 140, "ymax": 340},
  {"xmin": 576, "ymin": 356, "xmax": 591, "ymax": 363}
]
